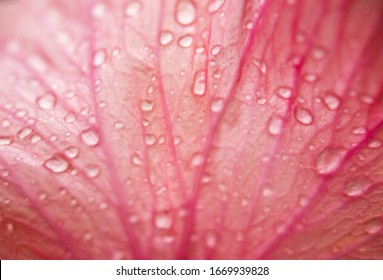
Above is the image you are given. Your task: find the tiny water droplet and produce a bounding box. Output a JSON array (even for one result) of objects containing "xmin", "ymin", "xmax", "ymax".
[
  {"xmin": 364, "ymin": 218, "xmax": 382, "ymax": 234},
  {"xmin": 191, "ymin": 153, "xmax": 204, "ymax": 167},
  {"xmin": 195, "ymin": 46, "xmax": 205, "ymax": 54},
  {"xmin": 343, "ymin": 177, "xmax": 372, "ymax": 197},
  {"xmin": 211, "ymin": 98, "xmax": 224, "ymax": 113},
  {"xmin": 207, "ymin": 0, "xmax": 225, "ymax": 13},
  {"xmin": 31, "ymin": 134, "xmax": 41, "ymax": 144},
  {"xmin": 315, "ymin": 148, "xmax": 346, "ymax": 175},
  {"xmin": 91, "ymin": 2, "xmax": 106, "ymax": 19},
  {"xmin": 294, "ymin": 107, "xmax": 313, "ymax": 125},
  {"xmin": 311, "ymin": 46, "xmax": 327, "ymax": 60},
  {"xmin": 125, "ymin": 0, "xmax": 142, "ymax": 17},
  {"xmin": 368, "ymin": 139, "xmax": 382, "ymax": 149},
  {"xmin": 16, "ymin": 109, "xmax": 27, "ymax": 118},
  {"xmin": 38, "ymin": 191, "xmax": 48, "ymax": 201},
  {"xmin": 113, "ymin": 121, "xmax": 124, "ymax": 130},
  {"xmin": 174, "ymin": 136, "xmax": 181, "ymax": 145},
  {"xmin": 210, "ymin": 45, "xmax": 222, "ymax": 55},
  {"xmin": 175, "ymin": 0, "xmax": 196, "ymax": 26},
  {"xmin": 304, "ymin": 73, "xmax": 318, "ymax": 82},
  {"xmin": 160, "ymin": 31, "xmax": 174, "ymax": 46},
  {"xmin": 131, "ymin": 152, "xmax": 143, "ymax": 165},
  {"xmin": 85, "ymin": 164, "xmax": 100, "ymax": 178},
  {"xmin": 205, "ymin": 230, "xmax": 217, "ymax": 248},
  {"xmin": 323, "ymin": 93, "xmax": 340, "ymax": 110},
  {"xmin": 253, "ymin": 59, "xmax": 267, "ymax": 74},
  {"xmin": 1, "ymin": 119, "xmax": 11, "ymax": 127},
  {"xmin": 178, "ymin": 34, "xmax": 193, "ymax": 48},
  {"xmin": 193, "ymin": 70, "xmax": 207, "ymax": 96},
  {"xmin": 141, "ymin": 100, "xmax": 154, "ymax": 112},
  {"xmin": 155, "ymin": 213, "xmax": 172, "ymax": 229},
  {"xmin": 275, "ymin": 86, "xmax": 292, "ymax": 99},
  {"xmin": 93, "ymin": 49, "xmax": 107, "ymax": 67},
  {"xmin": 352, "ymin": 127, "xmax": 366, "ymax": 135},
  {"xmin": 80, "ymin": 129, "xmax": 100, "ymax": 147},
  {"xmin": 64, "ymin": 146, "xmax": 79, "ymax": 159},
  {"xmin": 64, "ymin": 113, "xmax": 76, "ymax": 123},
  {"xmin": 99, "ymin": 202, "xmax": 108, "ymax": 210},
  {"xmin": 268, "ymin": 115, "xmax": 283, "ymax": 136},
  {"xmin": 18, "ymin": 127, "xmax": 32, "ymax": 139},
  {"xmin": 44, "ymin": 155, "xmax": 70, "ymax": 173},
  {"xmin": 36, "ymin": 94, "xmax": 56, "ymax": 110},
  {"xmin": 0, "ymin": 136, "xmax": 12, "ymax": 146},
  {"xmin": 245, "ymin": 20, "xmax": 254, "ymax": 30},
  {"xmin": 145, "ymin": 134, "xmax": 156, "ymax": 146}
]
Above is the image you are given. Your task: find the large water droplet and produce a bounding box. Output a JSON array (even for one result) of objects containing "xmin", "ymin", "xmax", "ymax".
[
  {"xmin": 64, "ymin": 146, "xmax": 79, "ymax": 159},
  {"xmin": 85, "ymin": 164, "xmax": 101, "ymax": 178},
  {"xmin": 315, "ymin": 148, "xmax": 346, "ymax": 175},
  {"xmin": 363, "ymin": 218, "xmax": 382, "ymax": 234},
  {"xmin": 80, "ymin": 129, "xmax": 100, "ymax": 146},
  {"xmin": 211, "ymin": 98, "xmax": 224, "ymax": 113},
  {"xmin": 193, "ymin": 70, "xmax": 207, "ymax": 96},
  {"xmin": 36, "ymin": 94, "xmax": 56, "ymax": 110},
  {"xmin": 275, "ymin": 86, "xmax": 292, "ymax": 99},
  {"xmin": 125, "ymin": 0, "xmax": 143, "ymax": 17},
  {"xmin": 294, "ymin": 107, "xmax": 313, "ymax": 125},
  {"xmin": 141, "ymin": 100, "xmax": 154, "ymax": 112},
  {"xmin": 268, "ymin": 115, "xmax": 283, "ymax": 136},
  {"xmin": 343, "ymin": 177, "xmax": 372, "ymax": 197},
  {"xmin": 0, "ymin": 136, "xmax": 12, "ymax": 146},
  {"xmin": 175, "ymin": 0, "xmax": 196, "ymax": 25},
  {"xmin": 44, "ymin": 155, "xmax": 70, "ymax": 173},
  {"xmin": 93, "ymin": 49, "xmax": 107, "ymax": 67},
  {"xmin": 159, "ymin": 31, "xmax": 174, "ymax": 46},
  {"xmin": 323, "ymin": 93, "xmax": 340, "ymax": 110},
  {"xmin": 155, "ymin": 213, "xmax": 172, "ymax": 229},
  {"xmin": 207, "ymin": 0, "xmax": 225, "ymax": 13},
  {"xmin": 178, "ymin": 34, "xmax": 193, "ymax": 48}
]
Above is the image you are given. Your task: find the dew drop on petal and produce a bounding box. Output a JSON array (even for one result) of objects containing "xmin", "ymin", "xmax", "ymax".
[
  {"xmin": 368, "ymin": 139, "xmax": 382, "ymax": 149},
  {"xmin": 141, "ymin": 100, "xmax": 154, "ymax": 112},
  {"xmin": 205, "ymin": 230, "xmax": 217, "ymax": 248},
  {"xmin": 207, "ymin": 0, "xmax": 225, "ymax": 13},
  {"xmin": 268, "ymin": 115, "xmax": 283, "ymax": 136},
  {"xmin": 343, "ymin": 177, "xmax": 372, "ymax": 197},
  {"xmin": 323, "ymin": 93, "xmax": 340, "ymax": 110},
  {"xmin": 175, "ymin": 0, "xmax": 196, "ymax": 26},
  {"xmin": 294, "ymin": 107, "xmax": 313, "ymax": 125},
  {"xmin": 191, "ymin": 153, "xmax": 204, "ymax": 167},
  {"xmin": 210, "ymin": 45, "xmax": 222, "ymax": 55},
  {"xmin": 125, "ymin": 0, "xmax": 143, "ymax": 17},
  {"xmin": 211, "ymin": 98, "xmax": 224, "ymax": 113},
  {"xmin": 275, "ymin": 86, "xmax": 292, "ymax": 99},
  {"xmin": 352, "ymin": 126, "xmax": 366, "ymax": 135},
  {"xmin": 315, "ymin": 148, "xmax": 346, "ymax": 175},
  {"xmin": 91, "ymin": 2, "xmax": 106, "ymax": 19},
  {"xmin": 193, "ymin": 70, "xmax": 207, "ymax": 96},
  {"xmin": 131, "ymin": 152, "xmax": 143, "ymax": 166},
  {"xmin": 178, "ymin": 34, "xmax": 193, "ymax": 48},
  {"xmin": 80, "ymin": 129, "xmax": 100, "ymax": 146},
  {"xmin": 85, "ymin": 164, "xmax": 100, "ymax": 178},
  {"xmin": 93, "ymin": 49, "xmax": 107, "ymax": 67},
  {"xmin": 18, "ymin": 127, "xmax": 32, "ymax": 139},
  {"xmin": 64, "ymin": 146, "xmax": 79, "ymax": 159},
  {"xmin": 36, "ymin": 94, "xmax": 56, "ymax": 110},
  {"xmin": 38, "ymin": 191, "xmax": 48, "ymax": 201},
  {"xmin": 0, "ymin": 136, "xmax": 12, "ymax": 146},
  {"xmin": 145, "ymin": 134, "xmax": 156, "ymax": 146},
  {"xmin": 155, "ymin": 213, "xmax": 172, "ymax": 229},
  {"xmin": 159, "ymin": 31, "xmax": 174, "ymax": 46},
  {"xmin": 64, "ymin": 113, "xmax": 76, "ymax": 123},
  {"xmin": 44, "ymin": 155, "xmax": 70, "ymax": 173},
  {"xmin": 364, "ymin": 218, "xmax": 383, "ymax": 234},
  {"xmin": 113, "ymin": 121, "xmax": 124, "ymax": 130}
]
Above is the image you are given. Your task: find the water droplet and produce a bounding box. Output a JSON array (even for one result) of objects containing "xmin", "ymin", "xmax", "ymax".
[
  {"xmin": 323, "ymin": 93, "xmax": 340, "ymax": 110},
  {"xmin": 0, "ymin": 169, "xmax": 10, "ymax": 177},
  {"xmin": 245, "ymin": 21, "xmax": 254, "ymax": 30},
  {"xmin": 175, "ymin": 0, "xmax": 196, "ymax": 26},
  {"xmin": 268, "ymin": 115, "xmax": 283, "ymax": 136},
  {"xmin": 0, "ymin": 136, "xmax": 12, "ymax": 146},
  {"xmin": 211, "ymin": 98, "xmax": 224, "ymax": 113},
  {"xmin": 191, "ymin": 153, "xmax": 204, "ymax": 167},
  {"xmin": 80, "ymin": 129, "xmax": 100, "ymax": 146},
  {"xmin": 195, "ymin": 46, "xmax": 205, "ymax": 54},
  {"xmin": 155, "ymin": 213, "xmax": 172, "ymax": 229},
  {"xmin": 91, "ymin": 2, "xmax": 106, "ymax": 19},
  {"xmin": 113, "ymin": 121, "xmax": 124, "ymax": 130},
  {"xmin": 36, "ymin": 94, "xmax": 56, "ymax": 110},
  {"xmin": 304, "ymin": 73, "xmax": 318, "ymax": 82},
  {"xmin": 85, "ymin": 164, "xmax": 100, "ymax": 178},
  {"xmin": 93, "ymin": 49, "xmax": 107, "ymax": 67},
  {"xmin": 294, "ymin": 107, "xmax": 313, "ymax": 125},
  {"xmin": 31, "ymin": 134, "xmax": 41, "ymax": 144},
  {"xmin": 253, "ymin": 59, "xmax": 267, "ymax": 74},
  {"xmin": 145, "ymin": 134, "xmax": 156, "ymax": 146},
  {"xmin": 315, "ymin": 148, "xmax": 346, "ymax": 175},
  {"xmin": 38, "ymin": 191, "xmax": 48, "ymax": 201},
  {"xmin": 364, "ymin": 218, "xmax": 382, "ymax": 234},
  {"xmin": 352, "ymin": 127, "xmax": 366, "ymax": 135},
  {"xmin": 312, "ymin": 46, "xmax": 327, "ymax": 60},
  {"xmin": 99, "ymin": 202, "xmax": 108, "ymax": 210},
  {"xmin": 368, "ymin": 139, "xmax": 382, "ymax": 149},
  {"xmin": 174, "ymin": 136, "xmax": 181, "ymax": 145},
  {"xmin": 64, "ymin": 146, "xmax": 79, "ymax": 158},
  {"xmin": 178, "ymin": 34, "xmax": 193, "ymax": 48},
  {"xmin": 159, "ymin": 31, "xmax": 174, "ymax": 46},
  {"xmin": 210, "ymin": 45, "xmax": 222, "ymax": 55},
  {"xmin": 207, "ymin": 0, "xmax": 225, "ymax": 13},
  {"xmin": 125, "ymin": 0, "xmax": 142, "ymax": 17},
  {"xmin": 18, "ymin": 127, "xmax": 32, "ymax": 139},
  {"xmin": 205, "ymin": 230, "xmax": 217, "ymax": 247},
  {"xmin": 275, "ymin": 86, "xmax": 292, "ymax": 99},
  {"xmin": 193, "ymin": 70, "xmax": 207, "ymax": 96},
  {"xmin": 131, "ymin": 152, "xmax": 142, "ymax": 165},
  {"xmin": 141, "ymin": 100, "xmax": 154, "ymax": 112},
  {"xmin": 343, "ymin": 177, "xmax": 372, "ymax": 197},
  {"xmin": 64, "ymin": 113, "xmax": 76, "ymax": 123},
  {"xmin": 44, "ymin": 155, "xmax": 70, "ymax": 173},
  {"xmin": 1, "ymin": 119, "xmax": 11, "ymax": 127}
]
